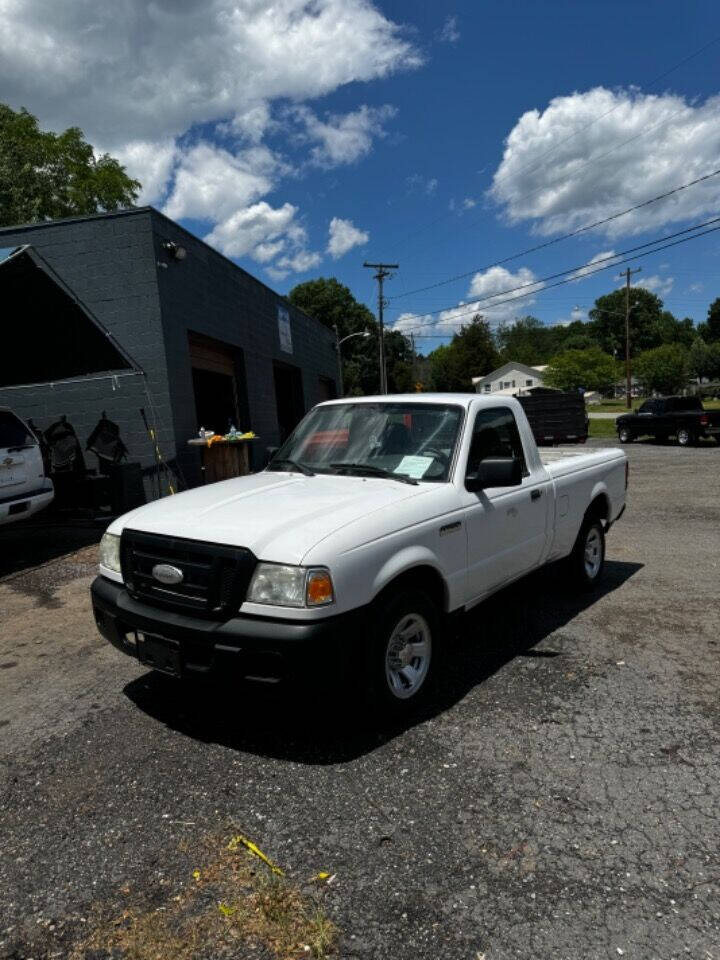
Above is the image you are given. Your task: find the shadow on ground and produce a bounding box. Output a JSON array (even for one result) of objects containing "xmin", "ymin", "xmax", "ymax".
[
  {"xmin": 124, "ymin": 558, "xmax": 642, "ymax": 765},
  {"xmin": 0, "ymin": 515, "xmax": 103, "ymax": 580}
]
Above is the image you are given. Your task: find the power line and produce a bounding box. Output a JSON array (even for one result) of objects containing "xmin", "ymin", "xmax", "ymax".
[
  {"xmin": 389, "ymin": 167, "xmax": 720, "ymax": 301},
  {"xmin": 363, "ymin": 261, "xmax": 398, "ymax": 394},
  {"xmin": 393, "ymin": 219, "xmax": 720, "ymax": 333}
]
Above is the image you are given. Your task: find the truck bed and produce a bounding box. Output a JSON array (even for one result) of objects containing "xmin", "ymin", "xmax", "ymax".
[{"xmin": 539, "ymin": 444, "xmax": 625, "ymax": 479}]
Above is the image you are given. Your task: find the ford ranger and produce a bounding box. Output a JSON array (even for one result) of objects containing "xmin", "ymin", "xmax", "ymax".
[{"xmin": 91, "ymin": 395, "xmax": 627, "ymax": 711}]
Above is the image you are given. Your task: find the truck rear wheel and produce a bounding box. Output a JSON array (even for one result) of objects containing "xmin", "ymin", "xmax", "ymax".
[
  {"xmin": 569, "ymin": 518, "xmax": 605, "ymax": 589},
  {"xmin": 371, "ymin": 589, "xmax": 439, "ymax": 713},
  {"xmin": 677, "ymin": 427, "xmax": 694, "ymax": 446}
]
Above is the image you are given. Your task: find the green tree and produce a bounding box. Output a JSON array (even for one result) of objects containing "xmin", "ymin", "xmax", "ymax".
[
  {"xmin": 427, "ymin": 315, "xmax": 498, "ymax": 391},
  {"xmin": 544, "ymin": 347, "xmax": 619, "ymax": 393},
  {"xmin": 697, "ymin": 297, "xmax": 720, "ymax": 343},
  {"xmin": 288, "ymin": 276, "xmax": 414, "ymax": 395},
  {"xmin": 589, "ymin": 287, "xmax": 665, "ymax": 356},
  {"xmin": 0, "ymin": 104, "xmax": 140, "ymax": 225},
  {"xmin": 634, "ymin": 344, "xmax": 689, "ymax": 395},
  {"xmin": 688, "ymin": 338, "xmax": 720, "ymax": 382}
]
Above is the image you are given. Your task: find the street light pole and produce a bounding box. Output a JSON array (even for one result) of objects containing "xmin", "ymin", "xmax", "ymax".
[{"xmin": 333, "ymin": 325, "xmax": 371, "ymax": 397}]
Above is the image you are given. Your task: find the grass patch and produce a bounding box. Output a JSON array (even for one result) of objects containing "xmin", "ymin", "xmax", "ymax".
[
  {"xmin": 71, "ymin": 834, "xmax": 337, "ymax": 960},
  {"xmin": 588, "ymin": 417, "xmax": 620, "ymax": 439}
]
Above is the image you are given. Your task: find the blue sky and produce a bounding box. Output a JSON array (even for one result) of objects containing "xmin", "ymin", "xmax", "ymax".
[{"xmin": 2, "ymin": 1, "xmax": 719, "ymax": 353}]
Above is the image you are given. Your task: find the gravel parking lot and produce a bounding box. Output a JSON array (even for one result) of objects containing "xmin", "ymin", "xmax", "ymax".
[{"xmin": 1, "ymin": 438, "xmax": 719, "ymax": 960}]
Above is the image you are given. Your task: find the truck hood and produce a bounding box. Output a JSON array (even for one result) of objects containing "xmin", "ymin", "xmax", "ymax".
[{"xmin": 109, "ymin": 471, "xmax": 432, "ymax": 564}]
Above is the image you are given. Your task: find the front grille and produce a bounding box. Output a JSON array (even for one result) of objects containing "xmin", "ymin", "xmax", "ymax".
[{"xmin": 121, "ymin": 529, "xmax": 256, "ymax": 619}]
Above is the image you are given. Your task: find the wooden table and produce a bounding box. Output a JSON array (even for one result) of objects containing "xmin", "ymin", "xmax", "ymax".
[{"xmin": 187, "ymin": 438, "xmax": 256, "ymax": 483}]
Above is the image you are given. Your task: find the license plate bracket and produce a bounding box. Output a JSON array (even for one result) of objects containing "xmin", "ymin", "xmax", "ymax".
[{"xmin": 136, "ymin": 633, "xmax": 181, "ymax": 677}]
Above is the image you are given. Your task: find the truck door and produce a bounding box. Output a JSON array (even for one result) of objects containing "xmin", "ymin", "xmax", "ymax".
[{"xmin": 461, "ymin": 406, "xmax": 550, "ymax": 602}]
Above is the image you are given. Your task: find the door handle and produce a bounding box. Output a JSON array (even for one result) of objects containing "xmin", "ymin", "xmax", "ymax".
[{"xmin": 531, "ymin": 489, "xmax": 542, "ymax": 501}]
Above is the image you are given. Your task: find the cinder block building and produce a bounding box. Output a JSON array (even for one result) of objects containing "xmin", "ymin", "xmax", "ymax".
[{"xmin": 0, "ymin": 208, "xmax": 338, "ymax": 494}]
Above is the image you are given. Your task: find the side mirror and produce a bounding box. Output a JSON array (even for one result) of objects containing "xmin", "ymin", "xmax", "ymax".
[
  {"xmin": 465, "ymin": 457, "xmax": 522, "ymax": 492},
  {"xmin": 264, "ymin": 446, "xmax": 279, "ymax": 467}
]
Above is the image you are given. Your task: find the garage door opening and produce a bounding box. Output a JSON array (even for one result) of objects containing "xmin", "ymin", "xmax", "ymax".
[
  {"xmin": 188, "ymin": 332, "xmax": 247, "ymax": 435},
  {"xmin": 273, "ymin": 361, "xmax": 305, "ymax": 443}
]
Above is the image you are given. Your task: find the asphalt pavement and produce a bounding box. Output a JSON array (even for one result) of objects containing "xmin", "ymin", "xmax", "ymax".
[{"xmin": 1, "ymin": 438, "xmax": 719, "ymax": 960}]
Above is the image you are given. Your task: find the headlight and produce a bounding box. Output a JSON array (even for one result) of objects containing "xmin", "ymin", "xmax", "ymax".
[
  {"xmin": 99, "ymin": 532, "xmax": 122, "ymax": 573},
  {"xmin": 247, "ymin": 563, "xmax": 334, "ymax": 608}
]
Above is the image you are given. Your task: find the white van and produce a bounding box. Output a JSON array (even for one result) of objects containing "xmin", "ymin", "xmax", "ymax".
[{"xmin": 0, "ymin": 407, "xmax": 54, "ymax": 526}]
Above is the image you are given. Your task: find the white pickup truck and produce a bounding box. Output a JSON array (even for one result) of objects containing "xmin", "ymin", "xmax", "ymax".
[{"xmin": 92, "ymin": 394, "xmax": 627, "ymax": 711}]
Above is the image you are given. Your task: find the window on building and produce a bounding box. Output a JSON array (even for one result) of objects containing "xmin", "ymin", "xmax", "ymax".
[
  {"xmin": 526, "ymin": 379, "xmax": 533, "ymax": 387},
  {"xmin": 483, "ymin": 384, "xmax": 491, "ymax": 393},
  {"xmin": 503, "ymin": 381, "xmax": 511, "ymax": 389},
  {"xmin": 511, "ymin": 380, "xmax": 516, "ymax": 387}
]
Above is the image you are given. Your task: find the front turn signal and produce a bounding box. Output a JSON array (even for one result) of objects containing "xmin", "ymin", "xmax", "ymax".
[{"xmin": 306, "ymin": 569, "xmax": 334, "ymax": 606}]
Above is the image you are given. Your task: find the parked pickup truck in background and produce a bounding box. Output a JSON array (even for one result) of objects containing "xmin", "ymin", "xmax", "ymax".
[
  {"xmin": 0, "ymin": 407, "xmax": 54, "ymax": 527},
  {"xmin": 616, "ymin": 396, "xmax": 720, "ymax": 446},
  {"xmin": 92, "ymin": 395, "xmax": 627, "ymax": 712}
]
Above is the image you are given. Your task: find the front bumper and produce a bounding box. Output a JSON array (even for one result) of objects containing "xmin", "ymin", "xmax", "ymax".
[{"xmin": 91, "ymin": 575, "xmax": 366, "ymax": 687}]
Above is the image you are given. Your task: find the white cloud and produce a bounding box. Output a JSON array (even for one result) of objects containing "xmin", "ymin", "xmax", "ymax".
[
  {"xmin": 327, "ymin": 217, "xmax": 369, "ymax": 258},
  {"xmin": 293, "ymin": 104, "xmax": 397, "ymax": 167},
  {"xmin": 689, "ymin": 282, "xmax": 704, "ymax": 293},
  {"xmin": 266, "ymin": 249, "xmax": 323, "ymax": 282},
  {"xmin": 467, "ymin": 265, "xmax": 541, "ymax": 323},
  {"xmin": 204, "ymin": 201, "xmax": 298, "ymax": 261},
  {"xmin": 164, "ymin": 143, "xmax": 281, "ymax": 222},
  {"xmin": 462, "ymin": 197, "xmax": 477, "ymax": 210},
  {"xmin": 633, "ymin": 274, "xmax": 675, "ymax": 297},
  {"xmin": 570, "ymin": 249, "xmax": 616, "ymax": 281},
  {"xmin": 407, "ymin": 174, "xmax": 438, "ymax": 195},
  {"xmin": 491, "ymin": 88, "xmax": 720, "ymax": 237},
  {"xmin": 0, "ymin": 0, "xmax": 420, "ymax": 150},
  {"xmin": 113, "ymin": 140, "xmax": 178, "ymax": 205},
  {"xmin": 391, "ymin": 265, "xmax": 542, "ymax": 339},
  {"xmin": 439, "ymin": 16, "xmax": 460, "ymax": 43},
  {"xmin": 1, "ymin": 0, "xmax": 420, "ymax": 275}
]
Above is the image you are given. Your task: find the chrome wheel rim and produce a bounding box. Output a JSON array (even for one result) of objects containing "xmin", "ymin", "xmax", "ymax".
[
  {"xmin": 619, "ymin": 429, "xmax": 630, "ymax": 442},
  {"xmin": 385, "ymin": 613, "xmax": 432, "ymax": 700},
  {"xmin": 584, "ymin": 527, "xmax": 602, "ymax": 579},
  {"xmin": 678, "ymin": 429, "xmax": 689, "ymax": 445}
]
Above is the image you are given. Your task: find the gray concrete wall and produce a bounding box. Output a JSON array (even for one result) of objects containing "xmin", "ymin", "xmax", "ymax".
[
  {"xmin": 149, "ymin": 210, "xmax": 338, "ymax": 481},
  {"xmin": 0, "ymin": 210, "xmax": 175, "ymax": 497},
  {"xmin": 0, "ymin": 208, "xmax": 339, "ymax": 496}
]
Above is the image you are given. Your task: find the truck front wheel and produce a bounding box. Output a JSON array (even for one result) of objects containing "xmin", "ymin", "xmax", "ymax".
[
  {"xmin": 569, "ymin": 518, "xmax": 605, "ymax": 589},
  {"xmin": 371, "ymin": 589, "xmax": 439, "ymax": 712},
  {"xmin": 618, "ymin": 426, "xmax": 633, "ymax": 443}
]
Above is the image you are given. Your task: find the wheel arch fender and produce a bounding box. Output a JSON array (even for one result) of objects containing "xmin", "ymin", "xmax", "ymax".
[
  {"xmin": 371, "ymin": 546, "xmax": 449, "ymax": 612},
  {"xmin": 587, "ymin": 483, "xmax": 611, "ymax": 524}
]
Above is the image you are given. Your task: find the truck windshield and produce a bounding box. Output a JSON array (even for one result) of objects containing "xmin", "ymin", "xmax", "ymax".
[{"xmin": 269, "ymin": 402, "xmax": 463, "ymax": 482}]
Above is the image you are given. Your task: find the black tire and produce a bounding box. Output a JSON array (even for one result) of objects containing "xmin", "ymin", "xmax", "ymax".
[
  {"xmin": 677, "ymin": 427, "xmax": 694, "ymax": 447},
  {"xmin": 617, "ymin": 426, "xmax": 633, "ymax": 443},
  {"xmin": 369, "ymin": 588, "xmax": 440, "ymax": 714},
  {"xmin": 568, "ymin": 518, "xmax": 606, "ymax": 590}
]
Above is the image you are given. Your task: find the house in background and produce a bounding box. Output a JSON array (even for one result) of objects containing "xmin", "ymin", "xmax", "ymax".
[{"xmin": 472, "ymin": 361, "xmax": 548, "ymax": 396}]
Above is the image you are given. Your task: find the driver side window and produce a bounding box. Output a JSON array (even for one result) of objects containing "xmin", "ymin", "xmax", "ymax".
[{"xmin": 467, "ymin": 407, "xmax": 528, "ymax": 477}]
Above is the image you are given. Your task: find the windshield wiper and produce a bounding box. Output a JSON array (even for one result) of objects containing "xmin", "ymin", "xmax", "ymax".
[
  {"xmin": 269, "ymin": 458, "xmax": 315, "ymax": 477},
  {"xmin": 330, "ymin": 461, "xmax": 418, "ymax": 485}
]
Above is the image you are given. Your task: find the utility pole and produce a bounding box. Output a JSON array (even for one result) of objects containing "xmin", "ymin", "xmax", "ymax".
[
  {"xmin": 618, "ymin": 266, "xmax": 641, "ymax": 409},
  {"xmin": 363, "ymin": 261, "xmax": 398, "ymax": 394}
]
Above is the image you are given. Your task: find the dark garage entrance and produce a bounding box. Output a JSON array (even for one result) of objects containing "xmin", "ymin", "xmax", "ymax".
[
  {"xmin": 273, "ymin": 361, "xmax": 305, "ymax": 443},
  {"xmin": 189, "ymin": 332, "xmax": 247, "ymax": 435}
]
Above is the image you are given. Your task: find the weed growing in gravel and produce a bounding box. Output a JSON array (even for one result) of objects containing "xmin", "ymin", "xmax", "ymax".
[{"xmin": 70, "ymin": 833, "xmax": 337, "ymax": 959}]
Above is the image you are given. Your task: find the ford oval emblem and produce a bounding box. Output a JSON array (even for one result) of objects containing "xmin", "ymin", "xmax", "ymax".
[{"xmin": 152, "ymin": 563, "xmax": 184, "ymax": 585}]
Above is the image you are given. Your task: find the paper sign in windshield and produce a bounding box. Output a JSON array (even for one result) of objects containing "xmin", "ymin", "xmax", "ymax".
[{"xmin": 395, "ymin": 455, "xmax": 433, "ymax": 479}]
